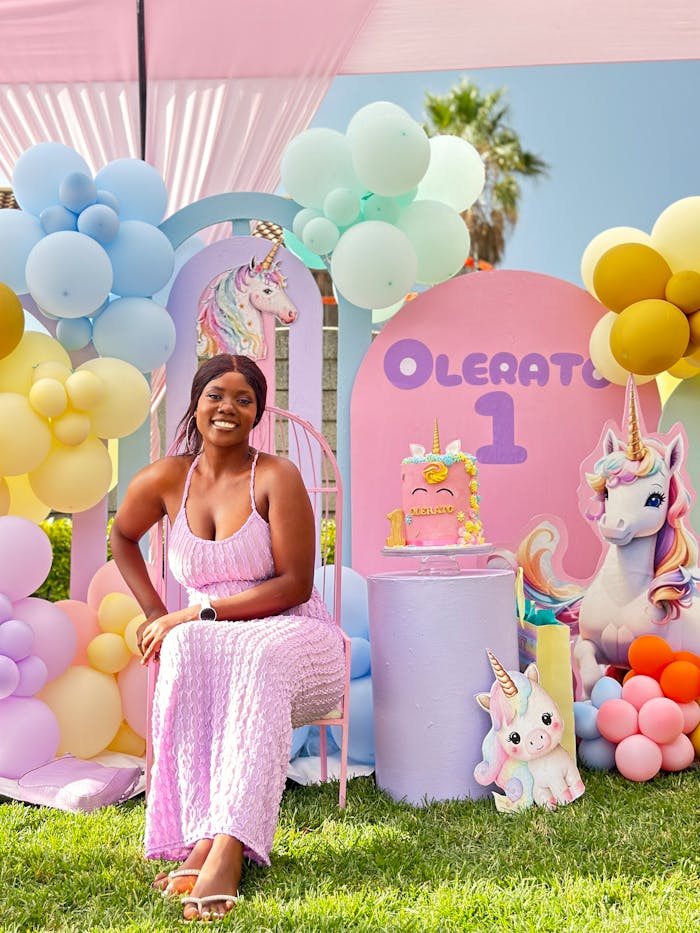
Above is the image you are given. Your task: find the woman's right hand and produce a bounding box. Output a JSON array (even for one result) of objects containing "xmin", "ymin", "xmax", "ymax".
[{"xmin": 136, "ymin": 610, "xmax": 167, "ymax": 658}]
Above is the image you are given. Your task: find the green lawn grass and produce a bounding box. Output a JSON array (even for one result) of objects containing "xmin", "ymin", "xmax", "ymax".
[{"xmin": 3, "ymin": 769, "xmax": 699, "ymax": 932}]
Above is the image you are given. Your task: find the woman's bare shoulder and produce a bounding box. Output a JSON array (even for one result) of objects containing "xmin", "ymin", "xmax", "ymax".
[
  {"xmin": 129, "ymin": 454, "xmax": 194, "ymax": 495},
  {"xmin": 254, "ymin": 451, "xmax": 304, "ymax": 485}
]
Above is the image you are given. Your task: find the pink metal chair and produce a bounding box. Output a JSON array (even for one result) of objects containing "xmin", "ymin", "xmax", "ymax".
[{"xmin": 147, "ymin": 406, "xmax": 352, "ymax": 807}]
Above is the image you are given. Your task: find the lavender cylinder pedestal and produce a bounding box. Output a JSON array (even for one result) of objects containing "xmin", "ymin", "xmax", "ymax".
[{"xmin": 367, "ymin": 567, "xmax": 517, "ymax": 805}]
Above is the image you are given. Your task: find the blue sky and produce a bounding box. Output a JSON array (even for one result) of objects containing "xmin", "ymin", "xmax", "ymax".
[{"xmin": 312, "ymin": 60, "xmax": 700, "ymax": 287}]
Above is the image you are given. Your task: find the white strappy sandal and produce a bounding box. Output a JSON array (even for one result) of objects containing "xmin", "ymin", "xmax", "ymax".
[{"xmin": 181, "ymin": 892, "xmax": 240, "ymax": 922}]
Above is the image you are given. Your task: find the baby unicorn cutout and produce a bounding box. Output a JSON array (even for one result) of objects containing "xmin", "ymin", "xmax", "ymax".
[{"xmin": 474, "ymin": 651, "xmax": 585, "ymax": 813}]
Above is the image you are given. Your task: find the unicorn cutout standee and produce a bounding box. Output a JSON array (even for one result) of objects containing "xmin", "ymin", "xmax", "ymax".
[
  {"xmin": 511, "ymin": 377, "xmax": 700, "ymax": 697},
  {"xmin": 474, "ymin": 651, "xmax": 585, "ymax": 812},
  {"xmin": 197, "ymin": 239, "xmax": 298, "ymax": 361}
]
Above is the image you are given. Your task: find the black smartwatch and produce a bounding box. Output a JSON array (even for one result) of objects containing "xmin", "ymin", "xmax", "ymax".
[{"xmin": 198, "ymin": 594, "xmax": 217, "ymax": 621}]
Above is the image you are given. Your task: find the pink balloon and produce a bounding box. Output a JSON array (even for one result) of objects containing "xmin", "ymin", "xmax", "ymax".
[
  {"xmin": 621, "ymin": 674, "xmax": 664, "ymax": 710},
  {"xmin": 54, "ymin": 599, "xmax": 101, "ymax": 666},
  {"xmin": 679, "ymin": 700, "xmax": 700, "ymax": 734},
  {"xmin": 615, "ymin": 734, "xmax": 662, "ymax": 781},
  {"xmin": 0, "ymin": 516, "xmax": 53, "ymax": 601},
  {"xmin": 117, "ymin": 657, "xmax": 148, "ymax": 738},
  {"xmin": 86, "ymin": 559, "xmax": 160, "ymax": 612},
  {"xmin": 13, "ymin": 597, "xmax": 76, "ymax": 681},
  {"xmin": 0, "ymin": 696, "xmax": 59, "ymax": 779},
  {"xmin": 597, "ymin": 698, "xmax": 639, "ymax": 743},
  {"xmin": 0, "ymin": 618, "xmax": 35, "ymax": 661},
  {"xmin": 660, "ymin": 733, "xmax": 695, "ymax": 772},
  {"xmin": 638, "ymin": 696, "xmax": 684, "ymax": 744},
  {"xmin": 0, "ymin": 656, "xmax": 20, "ymax": 699},
  {"xmin": 14, "ymin": 655, "xmax": 49, "ymax": 696},
  {"xmin": 0, "ymin": 594, "xmax": 12, "ymax": 622}
]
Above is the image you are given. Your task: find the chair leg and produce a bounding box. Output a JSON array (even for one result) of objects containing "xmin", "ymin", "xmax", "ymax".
[{"xmin": 319, "ymin": 725, "xmax": 328, "ymax": 782}]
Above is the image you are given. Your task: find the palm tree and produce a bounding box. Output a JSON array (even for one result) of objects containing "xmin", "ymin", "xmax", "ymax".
[{"xmin": 424, "ymin": 79, "xmax": 549, "ymax": 266}]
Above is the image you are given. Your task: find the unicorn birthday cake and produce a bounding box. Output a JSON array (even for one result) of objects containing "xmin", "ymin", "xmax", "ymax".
[{"xmin": 385, "ymin": 421, "xmax": 485, "ymax": 548}]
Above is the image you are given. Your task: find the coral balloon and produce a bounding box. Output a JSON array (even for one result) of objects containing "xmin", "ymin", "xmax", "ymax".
[
  {"xmin": 659, "ymin": 660, "xmax": 700, "ymax": 703},
  {"xmin": 615, "ymin": 733, "xmax": 662, "ymax": 781},
  {"xmin": 581, "ymin": 227, "xmax": 653, "ymax": 297},
  {"xmin": 87, "ymin": 632, "xmax": 131, "ymax": 674},
  {"xmin": 0, "ymin": 283, "xmax": 24, "ymax": 360},
  {"xmin": 592, "ymin": 243, "xmax": 671, "ymax": 313},
  {"xmin": 117, "ymin": 657, "xmax": 148, "ymax": 738},
  {"xmin": 0, "ymin": 394, "xmax": 52, "ymax": 476},
  {"xmin": 588, "ymin": 312, "xmax": 655, "ymax": 387},
  {"xmin": 628, "ymin": 635, "xmax": 674, "ymax": 677},
  {"xmin": 659, "ymin": 733, "xmax": 695, "ymax": 772},
  {"xmin": 38, "ymin": 665, "xmax": 122, "ymax": 758},
  {"xmin": 13, "ymin": 596, "xmax": 76, "ymax": 680},
  {"xmin": 621, "ymin": 674, "xmax": 664, "ymax": 711},
  {"xmin": 677, "ymin": 700, "xmax": 700, "ymax": 734},
  {"xmin": 0, "ymin": 696, "xmax": 59, "ymax": 779},
  {"xmin": 28, "ymin": 378, "xmax": 68, "ymax": 418},
  {"xmin": 29, "ymin": 436, "xmax": 112, "ymax": 513},
  {"xmin": 665, "ymin": 270, "xmax": 700, "ymax": 314},
  {"xmin": 87, "ymin": 558, "xmax": 158, "ymax": 611},
  {"xmin": 54, "ymin": 599, "xmax": 101, "ymax": 666},
  {"xmin": 672, "ymin": 650, "xmax": 700, "ymax": 668},
  {"xmin": 651, "ymin": 196, "xmax": 700, "ymax": 274},
  {"xmin": 0, "ymin": 517, "xmax": 53, "ymax": 601},
  {"xmin": 610, "ymin": 299, "xmax": 689, "ymax": 375},
  {"xmin": 98, "ymin": 592, "xmax": 142, "ymax": 635},
  {"xmin": 78, "ymin": 357, "xmax": 150, "ymax": 438},
  {"xmin": 0, "ymin": 331, "xmax": 71, "ymax": 396},
  {"xmin": 596, "ymin": 698, "xmax": 638, "ymax": 743},
  {"xmin": 637, "ymin": 696, "xmax": 684, "ymax": 744}
]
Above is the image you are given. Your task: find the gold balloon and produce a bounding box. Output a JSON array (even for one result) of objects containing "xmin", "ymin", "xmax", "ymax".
[
  {"xmin": 87, "ymin": 632, "xmax": 131, "ymax": 674},
  {"xmin": 107, "ymin": 720, "xmax": 146, "ymax": 757},
  {"xmin": 28, "ymin": 377, "xmax": 68, "ymax": 418},
  {"xmin": 687, "ymin": 309, "xmax": 700, "ymax": 348},
  {"xmin": 38, "ymin": 665, "xmax": 122, "ymax": 759},
  {"xmin": 5, "ymin": 473, "xmax": 51, "ymax": 522},
  {"xmin": 0, "ymin": 283, "xmax": 24, "ymax": 360},
  {"xmin": 588, "ymin": 312, "xmax": 655, "ymax": 386},
  {"xmin": 610, "ymin": 299, "xmax": 690, "ymax": 376},
  {"xmin": 665, "ymin": 270, "xmax": 700, "ymax": 314},
  {"xmin": 51, "ymin": 408, "xmax": 92, "ymax": 446},
  {"xmin": 667, "ymin": 358, "xmax": 700, "ymax": 379},
  {"xmin": 65, "ymin": 370, "xmax": 105, "ymax": 411},
  {"xmin": 0, "ymin": 393, "xmax": 53, "ymax": 475},
  {"xmin": 79, "ymin": 357, "xmax": 151, "ymax": 439},
  {"xmin": 580, "ymin": 226, "xmax": 652, "ymax": 297},
  {"xmin": 28, "ymin": 435, "xmax": 112, "ymax": 513},
  {"xmin": 0, "ymin": 477, "xmax": 9, "ymax": 516},
  {"xmin": 592, "ymin": 243, "xmax": 671, "ymax": 313},
  {"xmin": 98, "ymin": 592, "xmax": 142, "ymax": 635},
  {"xmin": 0, "ymin": 332, "xmax": 71, "ymax": 395},
  {"xmin": 651, "ymin": 196, "xmax": 700, "ymax": 274}
]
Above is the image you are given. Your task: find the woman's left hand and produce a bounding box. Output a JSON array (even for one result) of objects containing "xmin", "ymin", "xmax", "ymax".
[{"xmin": 140, "ymin": 608, "xmax": 192, "ymax": 664}]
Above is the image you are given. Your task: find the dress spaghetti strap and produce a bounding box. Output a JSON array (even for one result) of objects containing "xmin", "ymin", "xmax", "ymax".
[
  {"xmin": 249, "ymin": 450, "xmax": 260, "ymax": 512},
  {"xmin": 178, "ymin": 454, "xmax": 201, "ymax": 513}
]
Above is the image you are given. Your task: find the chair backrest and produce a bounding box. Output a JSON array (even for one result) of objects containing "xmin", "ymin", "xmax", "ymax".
[{"xmin": 158, "ymin": 406, "xmax": 343, "ymax": 625}]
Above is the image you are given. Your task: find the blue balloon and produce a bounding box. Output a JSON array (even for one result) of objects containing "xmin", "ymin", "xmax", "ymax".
[
  {"xmin": 573, "ymin": 700, "xmax": 601, "ymax": 740},
  {"xmin": 590, "ymin": 675, "xmax": 623, "ymax": 709},
  {"xmin": 95, "ymin": 158, "xmax": 168, "ymax": 225},
  {"xmin": 578, "ymin": 736, "xmax": 617, "ymax": 771},
  {"xmin": 96, "ymin": 189, "xmax": 120, "ymax": 213},
  {"xmin": 0, "ymin": 209, "xmax": 45, "ymax": 292},
  {"xmin": 290, "ymin": 725, "xmax": 310, "ymax": 761},
  {"xmin": 12, "ymin": 142, "xmax": 91, "ymax": 217},
  {"xmin": 25, "ymin": 231, "xmax": 113, "ymax": 318},
  {"xmin": 59, "ymin": 172, "xmax": 97, "ymax": 214},
  {"xmin": 56, "ymin": 316, "xmax": 92, "ymax": 351},
  {"xmin": 92, "ymin": 297, "xmax": 176, "ymax": 372},
  {"xmin": 77, "ymin": 204, "xmax": 120, "ymax": 246},
  {"xmin": 313, "ymin": 565, "xmax": 369, "ymax": 639},
  {"xmin": 152, "ymin": 235, "xmax": 206, "ymax": 306},
  {"xmin": 106, "ymin": 221, "xmax": 175, "ymax": 297},
  {"xmin": 331, "ymin": 674, "xmax": 374, "ymax": 765},
  {"xmin": 350, "ymin": 637, "xmax": 371, "ymax": 679},
  {"xmin": 301, "ymin": 725, "xmax": 340, "ymax": 757},
  {"xmin": 39, "ymin": 205, "xmax": 78, "ymax": 235}
]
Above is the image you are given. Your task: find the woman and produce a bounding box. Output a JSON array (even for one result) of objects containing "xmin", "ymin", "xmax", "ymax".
[{"xmin": 110, "ymin": 354, "xmax": 345, "ymax": 922}]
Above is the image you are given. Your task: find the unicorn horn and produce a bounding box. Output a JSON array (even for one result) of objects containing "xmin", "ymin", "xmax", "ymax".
[
  {"xmin": 626, "ymin": 377, "xmax": 647, "ymax": 462},
  {"xmin": 432, "ymin": 418, "xmax": 441, "ymax": 455},
  {"xmin": 260, "ymin": 238, "xmax": 282, "ymax": 271},
  {"xmin": 487, "ymin": 650, "xmax": 518, "ymax": 698}
]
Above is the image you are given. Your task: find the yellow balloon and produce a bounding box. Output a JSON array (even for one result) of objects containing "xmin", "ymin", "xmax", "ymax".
[
  {"xmin": 580, "ymin": 226, "xmax": 652, "ymax": 296},
  {"xmin": 665, "ymin": 270, "xmax": 700, "ymax": 314},
  {"xmin": 610, "ymin": 299, "xmax": 690, "ymax": 376},
  {"xmin": 690, "ymin": 719, "xmax": 700, "ymax": 758},
  {"xmin": 98, "ymin": 592, "xmax": 142, "ymax": 635},
  {"xmin": 656, "ymin": 372, "xmax": 681, "ymax": 406},
  {"xmin": 79, "ymin": 357, "xmax": 151, "ymax": 439},
  {"xmin": 87, "ymin": 632, "xmax": 131, "ymax": 674},
  {"xmin": 107, "ymin": 720, "xmax": 146, "ymax": 757},
  {"xmin": 52, "ymin": 408, "xmax": 92, "ymax": 446},
  {"xmin": 124, "ymin": 613, "xmax": 146, "ymax": 656},
  {"xmin": 686, "ymin": 309, "xmax": 700, "ymax": 348},
  {"xmin": 0, "ymin": 393, "xmax": 53, "ymax": 475},
  {"xmin": 32, "ymin": 360, "xmax": 72, "ymax": 384},
  {"xmin": 0, "ymin": 283, "xmax": 24, "ymax": 360},
  {"xmin": 28, "ymin": 377, "xmax": 68, "ymax": 418},
  {"xmin": 38, "ymin": 665, "xmax": 122, "ymax": 759},
  {"xmin": 592, "ymin": 243, "xmax": 671, "ymax": 313},
  {"xmin": 589, "ymin": 312, "xmax": 655, "ymax": 386},
  {"xmin": 0, "ymin": 331, "xmax": 71, "ymax": 395},
  {"xmin": 28, "ymin": 435, "xmax": 113, "ymax": 513},
  {"xmin": 5, "ymin": 473, "xmax": 51, "ymax": 522},
  {"xmin": 651, "ymin": 196, "xmax": 700, "ymax": 274},
  {"xmin": 65, "ymin": 370, "xmax": 105, "ymax": 411},
  {"xmin": 0, "ymin": 477, "xmax": 9, "ymax": 516}
]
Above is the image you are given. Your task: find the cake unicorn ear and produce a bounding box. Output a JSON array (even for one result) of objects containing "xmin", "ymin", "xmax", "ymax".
[
  {"xmin": 409, "ymin": 444, "xmax": 426, "ymax": 457},
  {"xmin": 445, "ymin": 439, "xmax": 462, "ymax": 456}
]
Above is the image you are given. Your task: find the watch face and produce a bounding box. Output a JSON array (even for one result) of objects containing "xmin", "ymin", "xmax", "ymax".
[{"xmin": 199, "ymin": 607, "xmax": 217, "ymax": 621}]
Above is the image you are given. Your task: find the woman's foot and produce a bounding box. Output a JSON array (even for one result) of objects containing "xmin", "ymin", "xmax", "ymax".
[
  {"xmin": 153, "ymin": 838, "xmax": 214, "ymax": 896},
  {"xmin": 182, "ymin": 834, "xmax": 244, "ymax": 922}
]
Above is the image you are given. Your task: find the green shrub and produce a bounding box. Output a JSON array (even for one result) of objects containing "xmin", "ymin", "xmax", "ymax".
[
  {"xmin": 32, "ymin": 517, "xmax": 115, "ymax": 602},
  {"xmin": 321, "ymin": 518, "xmax": 335, "ymax": 565}
]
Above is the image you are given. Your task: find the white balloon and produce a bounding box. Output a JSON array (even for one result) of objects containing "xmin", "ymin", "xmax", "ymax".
[
  {"xmin": 415, "ymin": 136, "xmax": 486, "ymax": 212},
  {"xmin": 349, "ymin": 111, "xmax": 430, "ymax": 198},
  {"xmin": 330, "ymin": 221, "xmax": 417, "ymax": 310},
  {"xmin": 397, "ymin": 200, "xmax": 471, "ymax": 285},
  {"xmin": 281, "ymin": 129, "xmax": 361, "ymax": 209}
]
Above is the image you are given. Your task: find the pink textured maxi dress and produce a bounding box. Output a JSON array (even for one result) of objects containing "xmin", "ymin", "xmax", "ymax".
[{"xmin": 145, "ymin": 452, "xmax": 345, "ymax": 865}]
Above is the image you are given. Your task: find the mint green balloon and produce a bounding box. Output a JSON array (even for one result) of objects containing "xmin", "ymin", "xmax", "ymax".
[
  {"xmin": 362, "ymin": 196, "xmax": 400, "ymax": 224},
  {"xmin": 659, "ymin": 372, "xmax": 700, "ymax": 532},
  {"xmin": 302, "ymin": 217, "xmax": 340, "ymax": 256},
  {"xmin": 323, "ymin": 188, "xmax": 361, "ymax": 227},
  {"xmin": 281, "ymin": 129, "xmax": 361, "ymax": 209},
  {"xmin": 330, "ymin": 221, "xmax": 417, "ymax": 310},
  {"xmin": 416, "ymin": 136, "xmax": 486, "ymax": 212},
  {"xmin": 397, "ymin": 200, "xmax": 470, "ymax": 285},
  {"xmin": 282, "ymin": 229, "xmax": 326, "ymax": 270},
  {"xmin": 292, "ymin": 207, "xmax": 322, "ymax": 240},
  {"xmin": 348, "ymin": 109, "xmax": 430, "ymax": 198}
]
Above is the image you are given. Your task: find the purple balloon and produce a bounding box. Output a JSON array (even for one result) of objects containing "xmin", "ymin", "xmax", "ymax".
[
  {"xmin": 0, "ymin": 618, "xmax": 35, "ymax": 661},
  {"xmin": 0, "ymin": 593, "xmax": 12, "ymax": 623},
  {"xmin": 12, "ymin": 597, "xmax": 76, "ymax": 681},
  {"xmin": 0, "ymin": 697, "xmax": 59, "ymax": 779},
  {"xmin": 0, "ymin": 656, "xmax": 20, "ymax": 699},
  {"xmin": 0, "ymin": 517, "xmax": 53, "ymax": 602},
  {"xmin": 14, "ymin": 655, "xmax": 49, "ymax": 697}
]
